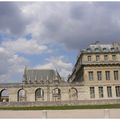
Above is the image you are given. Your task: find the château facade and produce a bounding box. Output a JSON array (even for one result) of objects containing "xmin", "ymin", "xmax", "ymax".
[
  {"xmin": 68, "ymin": 42, "xmax": 120, "ymax": 100},
  {"xmin": 0, "ymin": 42, "xmax": 120, "ymax": 106}
]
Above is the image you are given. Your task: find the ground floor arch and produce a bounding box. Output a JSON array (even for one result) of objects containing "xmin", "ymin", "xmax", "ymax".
[
  {"xmin": 17, "ymin": 89, "xmax": 26, "ymax": 102},
  {"xmin": 52, "ymin": 88, "xmax": 61, "ymax": 101},
  {"xmin": 69, "ymin": 88, "xmax": 78, "ymax": 101},
  {"xmin": 35, "ymin": 88, "xmax": 44, "ymax": 101},
  {"xmin": 0, "ymin": 89, "xmax": 9, "ymax": 102}
]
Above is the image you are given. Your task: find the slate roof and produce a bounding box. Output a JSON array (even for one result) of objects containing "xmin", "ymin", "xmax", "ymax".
[
  {"xmin": 23, "ymin": 68, "xmax": 63, "ymax": 84},
  {"xmin": 82, "ymin": 42, "xmax": 120, "ymax": 53}
]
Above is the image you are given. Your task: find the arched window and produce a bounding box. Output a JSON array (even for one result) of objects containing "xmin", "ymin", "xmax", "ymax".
[
  {"xmin": 69, "ymin": 88, "xmax": 78, "ymax": 101},
  {"xmin": 35, "ymin": 88, "xmax": 44, "ymax": 101},
  {"xmin": 52, "ymin": 88, "xmax": 61, "ymax": 101},
  {"xmin": 18, "ymin": 89, "xmax": 26, "ymax": 102},
  {"xmin": 0, "ymin": 89, "xmax": 9, "ymax": 102}
]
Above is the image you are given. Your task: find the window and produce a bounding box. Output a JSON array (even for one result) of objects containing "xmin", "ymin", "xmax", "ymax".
[
  {"xmin": 111, "ymin": 48, "xmax": 115, "ymax": 52},
  {"xmin": 96, "ymin": 55, "xmax": 100, "ymax": 61},
  {"xmin": 95, "ymin": 48, "xmax": 99, "ymax": 52},
  {"xmin": 105, "ymin": 71, "xmax": 110, "ymax": 80},
  {"xmin": 98, "ymin": 87, "xmax": 104, "ymax": 98},
  {"xmin": 87, "ymin": 48, "xmax": 91, "ymax": 52},
  {"xmin": 114, "ymin": 71, "xmax": 119, "ymax": 80},
  {"xmin": 88, "ymin": 71, "xmax": 94, "ymax": 80},
  {"xmin": 115, "ymin": 86, "xmax": 120, "ymax": 97},
  {"xmin": 112, "ymin": 55, "xmax": 116, "ymax": 61},
  {"xmin": 52, "ymin": 88, "xmax": 61, "ymax": 101},
  {"xmin": 88, "ymin": 56, "xmax": 91, "ymax": 61},
  {"xmin": 90, "ymin": 87, "xmax": 95, "ymax": 98},
  {"xmin": 103, "ymin": 48, "xmax": 107, "ymax": 52},
  {"xmin": 104, "ymin": 55, "xmax": 108, "ymax": 61},
  {"xmin": 97, "ymin": 71, "xmax": 102, "ymax": 80},
  {"xmin": 107, "ymin": 86, "xmax": 112, "ymax": 97}
]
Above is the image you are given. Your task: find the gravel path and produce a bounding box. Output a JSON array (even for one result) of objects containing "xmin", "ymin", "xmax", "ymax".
[{"xmin": 0, "ymin": 109, "xmax": 120, "ymax": 118}]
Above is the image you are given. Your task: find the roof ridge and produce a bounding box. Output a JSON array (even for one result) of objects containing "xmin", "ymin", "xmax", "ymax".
[{"xmin": 27, "ymin": 69, "xmax": 54, "ymax": 71}]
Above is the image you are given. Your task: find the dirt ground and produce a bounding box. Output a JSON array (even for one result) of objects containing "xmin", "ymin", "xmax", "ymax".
[{"xmin": 0, "ymin": 109, "xmax": 120, "ymax": 118}]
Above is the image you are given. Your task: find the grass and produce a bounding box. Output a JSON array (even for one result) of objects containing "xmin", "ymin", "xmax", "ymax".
[{"xmin": 1, "ymin": 104, "xmax": 120, "ymax": 110}]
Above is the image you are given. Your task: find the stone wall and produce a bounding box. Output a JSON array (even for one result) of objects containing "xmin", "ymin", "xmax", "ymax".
[{"xmin": 0, "ymin": 99, "xmax": 120, "ymax": 107}]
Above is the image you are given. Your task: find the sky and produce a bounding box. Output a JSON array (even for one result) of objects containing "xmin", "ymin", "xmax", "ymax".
[{"xmin": 0, "ymin": 2, "xmax": 120, "ymax": 83}]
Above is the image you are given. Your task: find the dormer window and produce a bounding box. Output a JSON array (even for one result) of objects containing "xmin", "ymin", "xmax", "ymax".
[
  {"xmin": 87, "ymin": 48, "xmax": 91, "ymax": 52},
  {"xmin": 111, "ymin": 48, "xmax": 115, "ymax": 52},
  {"xmin": 95, "ymin": 48, "xmax": 99, "ymax": 52},
  {"xmin": 103, "ymin": 48, "xmax": 107, "ymax": 52}
]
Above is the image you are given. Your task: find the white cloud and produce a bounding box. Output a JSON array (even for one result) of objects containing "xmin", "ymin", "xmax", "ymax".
[
  {"xmin": 0, "ymin": 46, "xmax": 29, "ymax": 83},
  {"xmin": 35, "ymin": 56, "xmax": 73, "ymax": 80},
  {"xmin": 2, "ymin": 38, "xmax": 48, "ymax": 54},
  {"xmin": 20, "ymin": 2, "xmax": 120, "ymax": 50},
  {"xmin": 1, "ymin": 2, "xmax": 120, "ymax": 83}
]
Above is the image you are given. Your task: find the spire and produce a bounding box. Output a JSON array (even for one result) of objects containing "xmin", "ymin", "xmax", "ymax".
[
  {"xmin": 23, "ymin": 66, "xmax": 27, "ymax": 82},
  {"xmin": 55, "ymin": 69, "xmax": 61, "ymax": 80}
]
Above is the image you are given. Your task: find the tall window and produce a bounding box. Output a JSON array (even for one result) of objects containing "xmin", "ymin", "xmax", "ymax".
[
  {"xmin": 96, "ymin": 55, "xmax": 100, "ymax": 61},
  {"xmin": 115, "ymin": 86, "xmax": 120, "ymax": 97},
  {"xmin": 112, "ymin": 55, "xmax": 116, "ymax": 61},
  {"xmin": 88, "ymin": 56, "xmax": 91, "ymax": 61},
  {"xmin": 90, "ymin": 87, "xmax": 95, "ymax": 98},
  {"xmin": 52, "ymin": 88, "xmax": 61, "ymax": 101},
  {"xmin": 104, "ymin": 55, "xmax": 108, "ymax": 61},
  {"xmin": 88, "ymin": 71, "xmax": 93, "ymax": 80},
  {"xmin": 107, "ymin": 86, "xmax": 112, "ymax": 97},
  {"xmin": 98, "ymin": 87, "xmax": 104, "ymax": 98},
  {"xmin": 114, "ymin": 71, "xmax": 119, "ymax": 80},
  {"xmin": 97, "ymin": 71, "xmax": 102, "ymax": 80},
  {"xmin": 105, "ymin": 71, "xmax": 110, "ymax": 80}
]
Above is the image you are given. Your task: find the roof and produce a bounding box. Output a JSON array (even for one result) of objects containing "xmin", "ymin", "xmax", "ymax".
[
  {"xmin": 23, "ymin": 69, "xmax": 62, "ymax": 84},
  {"xmin": 82, "ymin": 42, "xmax": 120, "ymax": 53}
]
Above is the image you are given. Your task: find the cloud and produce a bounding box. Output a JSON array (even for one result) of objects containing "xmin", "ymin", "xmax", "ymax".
[
  {"xmin": 1, "ymin": 2, "xmax": 120, "ymax": 82},
  {"xmin": 2, "ymin": 38, "xmax": 48, "ymax": 54},
  {"xmin": 0, "ymin": 2, "xmax": 28, "ymax": 35},
  {"xmin": 20, "ymin": 2, "xmax": 120, "ymax": 50},
  {"xmin": 0, "ymin": 46, "xmax": 29, "ymax": 83},
  {"xmin": 34, "ymin": 56, "xmax": 73, "ymax": 80},
  {"xmin": 1, "ymin": 2, "xmax": 120, "ymax": 49}
]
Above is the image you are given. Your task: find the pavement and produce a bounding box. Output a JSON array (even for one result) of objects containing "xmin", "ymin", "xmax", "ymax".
[{"xmin": 0, "ymin": 109, "xmax": 120, "ymax": 118}]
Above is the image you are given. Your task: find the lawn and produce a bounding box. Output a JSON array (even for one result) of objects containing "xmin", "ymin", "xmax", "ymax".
[{"xmin": 1, "ymin": 104, "xmax": 120, "ymax": 110}]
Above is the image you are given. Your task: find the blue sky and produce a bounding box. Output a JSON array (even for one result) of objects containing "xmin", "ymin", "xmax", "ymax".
[{"xmin": 0, "ymin": 2, "xmax": 120, "ymax": 83}]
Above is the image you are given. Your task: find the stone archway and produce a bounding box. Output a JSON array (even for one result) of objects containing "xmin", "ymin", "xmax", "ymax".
[
  {"xmin": 52, "ymin": 88, "xmax": 61, "ymax": 101},
  {"xmin": 35, "ymin": 88, "xmax": 44, "ymax": 101},
  {"xmin": 17, "ymin": 89, "xmax": 26, "ymax": 102},
  {"xmin": 69, "ymin": 88, "xmax": 78, "ymax": 101},
  {"xmin": 0, "ymin": 89, "xmax": 9, "ymax": 102}
]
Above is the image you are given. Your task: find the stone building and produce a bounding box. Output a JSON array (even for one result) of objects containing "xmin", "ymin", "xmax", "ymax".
[
  {"xmin": 0, "ymin": 42, "xmax": 120, "ymax": 106},
  {"xmin": 68, "ymin": 42, "xmax": 120, "ymax": 100}
]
